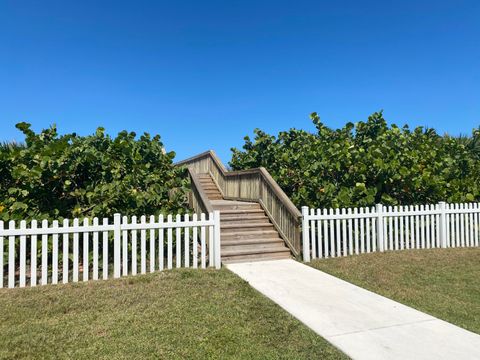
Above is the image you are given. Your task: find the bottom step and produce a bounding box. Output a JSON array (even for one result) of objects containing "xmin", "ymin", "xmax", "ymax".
[{"xmin": 222, "ymin": 252, "xmax": 291, "ymax": 264}]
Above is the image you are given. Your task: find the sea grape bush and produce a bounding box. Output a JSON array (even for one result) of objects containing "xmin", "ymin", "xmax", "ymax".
[
  {"xmin": 230, "ymin": 112, "xmax": 480, "ymax": 209},
  {"xmin": 0, "ymin": 123, "xmax": 188, "ymax": 222}
]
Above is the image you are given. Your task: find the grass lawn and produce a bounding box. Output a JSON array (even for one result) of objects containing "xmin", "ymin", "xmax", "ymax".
[
  {"xmin": 0, "ymin": 268, "xmax": 346, "ymax": 359},
  {"xmin": 308, "ymin": 248, "xmax": 480, "ymax": 334}
]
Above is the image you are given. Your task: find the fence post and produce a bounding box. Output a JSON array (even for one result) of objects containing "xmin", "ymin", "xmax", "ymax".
[
  {"xmin": 214, "ymin": 210, "xmax": 221, "ymax": 269},
  {"xmin": 113, "ymin": 213, "xmax": 121, "ymax": 278},
  {"xmin": 439, "ymin": 202, "xmax": 447, "ymax": 248},
  {"xmin": 302, "ymin": 206, "xmax": 311, "ymax": 262},
  {"xmin": 376, "ymin": 204, "xmax": 384, "ymax": 252}
]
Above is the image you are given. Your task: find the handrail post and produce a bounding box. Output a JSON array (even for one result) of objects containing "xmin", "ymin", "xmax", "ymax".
[
  {"xmin": 439, "ymin": 201, "xmax": 447, "ymax": 248},
  {"xmin": 214, "ymin": 210, "xmax": 221, "ymax": 269},
  {"xmin": 376, "ymin": 204, "xmax": 384, "ymax": 252},
  {"xmin": 302, "ymin": 206, "xmax": 310, "ymax": 262},
  {"xmin": 113, "ymin": 213, "xmax": 121, "ymax": 278}
]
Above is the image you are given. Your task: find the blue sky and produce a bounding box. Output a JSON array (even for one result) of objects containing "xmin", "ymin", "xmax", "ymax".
[{"xmin": 1, "ymin": 1, "xmax": 479, "ymax": 163}]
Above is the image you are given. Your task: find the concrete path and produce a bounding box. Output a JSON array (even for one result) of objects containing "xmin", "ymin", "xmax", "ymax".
[{"xmin": 227, "ymin": 259, "xmax": 480, "ymax": 360}]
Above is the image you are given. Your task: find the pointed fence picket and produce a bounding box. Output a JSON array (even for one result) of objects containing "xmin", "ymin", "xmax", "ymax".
[
  {"xmin": 0, "ymin": 211, "xmax": 221, "ymax": 289},
  {"xmin": 302, "ymin": 202, "xmax": 480, "ymax": 262}
]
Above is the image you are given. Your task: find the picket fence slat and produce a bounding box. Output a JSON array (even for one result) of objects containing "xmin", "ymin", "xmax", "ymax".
[
  {"xmin": 102, "ymin": 218, "xmax": 108, "ymax": 280},
  {"xmin": 150, "ymin": 215, "xmax": 156, "ymax": 272},
  {"xmin": 0, "ymin": 211, "xmax": 221, "ymax": 289},
  {"xmin": 303, "ymin": 202, "xmax": 480, "ymax": 261},
  {"xmin": 159, "ymin": 214, "xmax": 165, "ymax": 271},
  {"xmin": 200, "ymin": 213, "xmax": 206, "ymax": 268},
  {"xmin": 141, "ymin": 215, "xmax": 147, "ymax": 274},
  {"xmin": 0, "ymin": 221, "xmax": 3, "ymax": 288}
]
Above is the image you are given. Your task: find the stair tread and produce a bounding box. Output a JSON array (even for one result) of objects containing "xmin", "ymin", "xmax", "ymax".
[
  {"xmin": 221, "ymin": 223, "xmax": 274, "ymax": 229},
  {"xmin": 222, "ymin": 253, "xmax": 291, "ymax": 264},
  {"xmin": 222, "ymin": 246, "xmax": 290, "ymax": 256},
  {"xmin": 222, "ymin": 231, "xmax": 278, "ymax": 237},
  {"xmin": 221, "ymin": 219, "xmax": 269, "ymax": 225},
  {"xmin": 222, "ymin": 237, "xmax": 284, "ymax": 245},
  {"xmin": 221, "ymin": 214, "xmax": 267, "ymax": 220},
  {"xmin": 217, "ymin": 209, "xmax": 265, "ymax": 214},
  {"xmin": 222, "ymin": 243, "xmax": 287, "ymax": 251}
]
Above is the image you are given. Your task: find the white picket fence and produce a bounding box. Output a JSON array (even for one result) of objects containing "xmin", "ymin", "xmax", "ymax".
[
  {"xmin": 302, "ymin": 202, "xmax": 480, "ymax": 261},
  {"xmin": 0, "ymin": 211, "xmax": 221, "ymax": 289}
]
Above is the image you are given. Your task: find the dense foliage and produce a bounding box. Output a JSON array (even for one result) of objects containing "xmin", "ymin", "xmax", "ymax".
[
  {"xmin": 0, "ymin": 123, "xmax": 188, "ymax": 222},
  {"xmin": 230, "ymin": 112, "xmax": 480, "ymax": 208}
]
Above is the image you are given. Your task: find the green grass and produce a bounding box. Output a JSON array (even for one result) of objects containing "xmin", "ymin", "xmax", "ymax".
[
  {"xmin": 0, "ymin": 268, "xmax": 346, "ymax": 359},
  {"xmin": 308, "ymin": 248, "xmax": 480, "ymax": 334}
]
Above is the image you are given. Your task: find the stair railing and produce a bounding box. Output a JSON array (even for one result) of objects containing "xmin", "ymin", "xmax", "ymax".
[
  {"xmin": 187, "ymin": 167, "xmax": 214, "ymax": 215},
  {"xmin": 177, "ymin": 151, "xmax": 302, "ymax": 255}
]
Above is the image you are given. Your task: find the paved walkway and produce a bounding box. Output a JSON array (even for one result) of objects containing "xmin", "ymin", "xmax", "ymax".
[{"xmin": 227, "ymin": 259, "xmax": 480, "ymax": 360}]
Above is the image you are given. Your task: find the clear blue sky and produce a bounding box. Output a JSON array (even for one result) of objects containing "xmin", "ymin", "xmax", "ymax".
[{"xmin": 1, "ymin": 1, "xmax": 479, "ymax": 163}]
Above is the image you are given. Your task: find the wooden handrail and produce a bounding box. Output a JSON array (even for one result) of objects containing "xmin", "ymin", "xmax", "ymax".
[
  {"xmin": 177, "ymin": 151, "xmax": 301, "ymax": 220},
  {"xmin": 187, "ymin": 167, "xmax": 214, "ymax": 214},
  {"xmin": 178, "ymin": 150, "xmax": 302, "ymax": 255}
]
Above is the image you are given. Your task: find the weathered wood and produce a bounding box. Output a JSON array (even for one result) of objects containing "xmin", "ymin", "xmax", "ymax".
[{"xmin": 178, "ymin": 150, "xmax": 302, "ymax": 255}]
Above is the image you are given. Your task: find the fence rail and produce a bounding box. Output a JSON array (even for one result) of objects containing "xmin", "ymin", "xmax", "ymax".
[
  {"xmin": 0, "ymin": 211, "xmax": 221, "ymax": 289},
  {"xmin": 302, "ymin": 202, "xmax": 480, "ymax": 261}
]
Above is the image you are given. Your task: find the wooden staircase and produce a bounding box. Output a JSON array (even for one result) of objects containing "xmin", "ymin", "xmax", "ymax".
[
  {"xmin": 198, "ymin": 173, "xmax": 291, "ymax": 263},
  {"xmin": 198, "ymin": 174, "xmax": 223, "ymax": 200},
  {"xmin": 177, "ymin": 150, "xmax": 302, "ymax": 264},
  {"xmin": 212, "ymin": 199, "xmax": 291, "ymax": 263}
]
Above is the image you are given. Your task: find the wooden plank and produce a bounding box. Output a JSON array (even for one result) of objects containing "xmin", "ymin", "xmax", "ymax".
[
  {"xmin": 52, "ymin": 220, "xmax": 59, "ymax": 284},
  {"xmin": 184, "ymin": 214, "xmax": 190, "ymax": 267},
  {"xmin": 93, "ymin": 218, "xmax": 99, "ymax": 280},
  {"xmin": 159, "ymin": 215, "xmax": 164, "ymax": 271},
  {"xmin": 335, "ymin": 208, "xmax": 341, "ymax": 257},
  {"xmin": 42, "ymin": 219, "xmax": 48, "ymax": 285},
  {"xmin": 359, "ymin": 208, "xmax": 365, "ymax": 253},
  {"xmin": 73, "ymin": 218, "xmax": 79, "ymax": 282},
  {"xmin": 342, "ymin": 208, "xmax": 347, "ymax": 256},
  {"xmin": 102, "ymin": 218, "xmax": 108, "ymax": 280},
  {"xmin": 62, "ymin": 219, "xmax": 69, "ymax": 284},
  {"xmin": 167, "ymin": 214, "xmax": 173, "ymax": 269},
  {"xmin": 8, "ymin": 220, "xmax": 15, "ymax": 288},
  {"xmin": 176, "ymin": 214, "xmax": 182, "ymax": 268},
  {"xmin": 316, "ymin": 209, "xmax": 322, "ymax": 258},
  {"xmin": 141, "ymin": 215, "xmax": 147, "ymax": 274},
  {"xmin": 83, "ymin": 218, "xmax": 89, "ymax": 281},
  {"xmin": 348, "ymin": 208, "xmax": 353, "ymax": 255},
  {"xmin": 192, "ymin": 214, "xmax": 198, "ymax": 268},
  {"xmin": 150, "ymin": 215, "xmax": 156, "ymax": 272},
  {"xmin": 200, "ymin": 213, "xmax": 206, "ymax": 268},
  {"xmin": 122, "ymin": 216, "xmax": 129, "ymax": 276},
  {"xmin": 0, "ymin": 221, "xmax": 3, "ymax": 288}
]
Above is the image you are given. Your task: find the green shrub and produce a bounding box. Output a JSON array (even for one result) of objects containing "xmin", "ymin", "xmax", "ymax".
[
  {"xmin": 230, "ymin": 112, "xmax": 480, "ymax": 208},
  {"xmin": 0, "ymin": 123, "xmax": 188, "ymax": 222}
]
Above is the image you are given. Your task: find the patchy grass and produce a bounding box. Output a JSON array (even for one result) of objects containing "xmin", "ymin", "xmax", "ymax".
[
  {"xmin": 309, "ymin": 248, "xmax": 480, "ymax": 334},
  {"xmin": 0, "ymin": 268, "xmax": 346, "ymax": 359}
]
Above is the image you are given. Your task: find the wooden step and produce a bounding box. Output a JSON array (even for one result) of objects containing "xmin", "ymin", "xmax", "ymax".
[
  {"xmin": 221, "ymin": 244, "xmax": 290, "ymax": 257},
  {"xmin": 221, "ymin": 230, "xmax": 279, "ymax": 240},
  {"xmin": 219, "ymin": 209, "xmax": 265, "ymax": 215},
  {"xmin": 222, "ymin": 241, "xmax": 286, "ymax": 252},
  {"xmin": 221, "ymin": 237, "xmax": 285, "ymax": 246},
  {"xmin": 212, "ymin": 203, "xmax": 261, "ymax": 211},
  {"xmin": 221, "ymin": 214, "xmax": 267, "ymax": 221},
  {"xmin": 206, "ymin": 196, "xmax": 223, "ymax": 200},
  {"xmin": 222, "ymin": 251, "xmax": 291, "ymax": 264},
  {"xmin": 221, "ymin": 223, "xmax": 275, "ymax": 233},
  {"xmin": 201, "ymin": 185, "xmax": 220, "ymax": 190},
  {"xmin": 221, "ymin": 217, "xmax": 269, "ymax": 225}
]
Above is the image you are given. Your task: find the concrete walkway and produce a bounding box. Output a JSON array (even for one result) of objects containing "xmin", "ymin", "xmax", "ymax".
[{"xmin": 227, "ymin": 259, "xmax": 480, "ymax": 360}]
